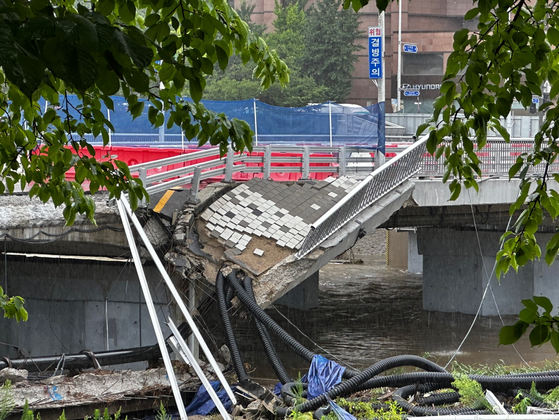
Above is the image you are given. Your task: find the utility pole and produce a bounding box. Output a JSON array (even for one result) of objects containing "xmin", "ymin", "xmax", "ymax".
[{"xmin": 376, "ymin": 11, "xmax": 386, "ymax": 168}]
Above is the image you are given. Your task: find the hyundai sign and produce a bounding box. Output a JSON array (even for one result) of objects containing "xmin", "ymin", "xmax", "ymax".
[{"xmin": 368, "ymin": 27, "xmax": 382, "ymax": 79}]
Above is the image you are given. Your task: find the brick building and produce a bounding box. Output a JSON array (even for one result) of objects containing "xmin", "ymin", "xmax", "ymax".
[{"xmin": 243, "ymin": 0, "xmax": 471, "ymax": 112}]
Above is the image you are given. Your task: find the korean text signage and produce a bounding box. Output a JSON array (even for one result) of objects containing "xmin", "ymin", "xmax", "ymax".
[{"xmin": 368, "ymin": 27, "xmax": 382, "ymax": 79}]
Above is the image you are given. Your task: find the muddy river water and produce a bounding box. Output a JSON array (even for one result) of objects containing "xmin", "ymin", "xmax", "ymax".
[{"xmin": 229, "ymin": 259, "xmax": 558, "ymax": 381}]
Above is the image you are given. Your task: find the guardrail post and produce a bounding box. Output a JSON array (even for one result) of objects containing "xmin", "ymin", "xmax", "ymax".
[
  {"xmin": 188, "ymin": 166, "xmax": 201, "ymax": 203},
  {"xmin": 264, "ymin": 145, "xmax": 271, "ymax": 180},
  {"xmin": 139, "ymin": 167, "xmax": 148, "ymax": 207},
  {"xmin": 339, "ymin": 146, "xmax": 346, "ymax": 177},
  {"xmin": 374, "ymin": 149, "xmax": 385, "ymax": 170},
  {"xmin": 302, "ymin": 146, "xmax": 310, "ymax": 180},
  {"xmin": 225, "ymin": 145, "xmax": 234, "ymax": 182},
  {"xmin": 158, "ymin": 122, "xmax": 164, "ymax": 143}
]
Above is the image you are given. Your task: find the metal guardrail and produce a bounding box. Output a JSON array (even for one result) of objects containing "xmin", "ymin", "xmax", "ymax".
[
  {"xmin": 418, "ymin": 138, "xmax": 555, "ymax": 177},
  {"xmin": 128, "ymin": 145, "xmax": 379, "ymax": 201},
  {"xmin": 294, "ymin": 135, "xmax": 428, "ymax": 259}
]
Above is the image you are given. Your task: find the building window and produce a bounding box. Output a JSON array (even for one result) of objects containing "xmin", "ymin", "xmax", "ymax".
[{"xmin": 403, "ymin": 53, "xmax": 444, "ymax": 76}]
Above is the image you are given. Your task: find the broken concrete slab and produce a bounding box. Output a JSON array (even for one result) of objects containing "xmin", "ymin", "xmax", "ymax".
[{"xmin": 0, "ymin": 367, "xmax": 28, "ymax": 384}]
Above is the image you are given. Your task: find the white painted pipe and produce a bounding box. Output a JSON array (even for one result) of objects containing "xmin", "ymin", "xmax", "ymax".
[
  {"xmin": 119, "ymin": 198, "xmax": 237, "ymax": 405},
  {"xmin": 168, "ymin": 319, "xmax": 231, "ymax": 420},
  {"xmin": 117, "ymin": 200, "xmax": 188, "ymax": 420}
]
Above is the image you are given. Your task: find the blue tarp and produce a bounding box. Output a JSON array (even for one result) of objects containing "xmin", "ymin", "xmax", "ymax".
[
  {"xmin": 307, "ymin": 354, "xmax": 346, "ymax": 400},
  {"xmin": 36, "ymin": 96, "xmax": 385, "ymax": 150},
  {"xmin": 184, "ymin": 381, "xmax": 236, "ymax": 416},
  {"xmin": 329, "ymin": 400, "xmax": 358, "ymax": 420}
]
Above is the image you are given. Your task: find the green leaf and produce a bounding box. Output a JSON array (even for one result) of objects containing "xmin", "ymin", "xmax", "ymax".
[
  {"xmin": 464, "ymin": 7, "xmax": 479, "ymax": 20},
  {"xmin": 519, "ymin": 308, "xmax": 538, "ymax": 323},
  {"xmin": 548, "ymin": 27, "xmax": 559, "ymax": 45},
  {"xmin": 522, "ymin": 299, "xmax": 539, "ymax": 311},
  {"xmin": 119, "ymin": 0, "xmax": 136, "ymax": 23},
  {"xmin": 97, "ymin": 0, "xmax": 115, "ymax": 16},
  {"xmin": 499, "ymin": 321, "xmax": 527, "ymax": 345},
  {"xmin": 551, "ymin": 330, "xmax": 559, "ymax": 354},
  {"xmin": 530, "ymin": 324, "xmax": 550, "ymax": 347},
  {"xmin": 534, "ymin": 296, "xmax": 553, "ymax": 314}
]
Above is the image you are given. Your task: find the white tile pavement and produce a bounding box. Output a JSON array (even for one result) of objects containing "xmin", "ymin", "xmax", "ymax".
[{"xmin": 201, "ymin": 176, "xmax": 361, "ymax": 253}]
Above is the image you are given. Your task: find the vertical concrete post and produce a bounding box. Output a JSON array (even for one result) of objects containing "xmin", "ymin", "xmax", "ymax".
[
  {"xmin": 189, "ymin": 166, "xmax": 201, "ymax": 203},
  {"xmin": 339, "ymin": 146, "xmax": 346, "ymax": 176},
  {"xmin": 225, "ymin": 145, "xmax": 234, "ymax": 182},
  {"xmin": 302, "ymin": 146, "xmax": 310, "ymax": 180},
  {"xmin": 264, "ymin": 145, "xmax": 272, "ymax": 180}
]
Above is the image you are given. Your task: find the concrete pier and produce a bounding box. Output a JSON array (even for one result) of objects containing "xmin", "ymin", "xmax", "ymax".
[{"xmin": 417, "ymin": 227, "xmax": 558, "ymax": 316}]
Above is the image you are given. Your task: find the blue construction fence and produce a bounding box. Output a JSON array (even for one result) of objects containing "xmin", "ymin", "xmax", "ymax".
[{"xmin": 42, "ymin": 96, "xmax": 385, "ymax": 153}]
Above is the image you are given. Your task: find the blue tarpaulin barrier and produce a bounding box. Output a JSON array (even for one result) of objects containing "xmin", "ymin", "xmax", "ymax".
[
  {"xmin": 184, "ymin": 381, "xmax": 236, "ymax": 416},
  {"xmin": 36, "ymin": 96, "xmax": 385, "ymax": 150}
]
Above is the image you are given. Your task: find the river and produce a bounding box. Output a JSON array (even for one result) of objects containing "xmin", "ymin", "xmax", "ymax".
[{"xmin": 230, "ymin": 258, "xmax": 557, "ymax": 381}]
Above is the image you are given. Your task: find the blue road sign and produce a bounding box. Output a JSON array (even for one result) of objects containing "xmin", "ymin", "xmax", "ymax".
[
  {"xmin": 403, "ymin": 44, "xmax": 418, "ymax": 53},
  {"xmin": 368, "ymin": 27, "xmax": 383, "ymax": 79},
  {"xmin": 404, "ymin": 90, "xmax": 420, "ymax": 97},
  {"xmin": 532, "ymin": 97, "xmax": 540, "ymax": 105}
]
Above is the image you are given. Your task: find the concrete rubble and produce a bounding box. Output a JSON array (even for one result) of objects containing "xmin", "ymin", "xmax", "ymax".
[{"xmin": 0, "ymin": 364, "xmax": 209, "ymax": 412}]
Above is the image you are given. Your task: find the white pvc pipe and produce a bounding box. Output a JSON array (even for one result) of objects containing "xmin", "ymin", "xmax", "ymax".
[
  {"xmin": 168, "ymin": 319, "xmax": 231, "ymax": 420},
  {"xmin": 116, "ymin": 200, "xmax": 188, "ymax": 420},
  {"xmin": 119, "ymin": 198, "xmax": 237, "ymax": 406},
  {"xmin": 187, "ymin": 282, "xmax": 198, "ymax": 359}
]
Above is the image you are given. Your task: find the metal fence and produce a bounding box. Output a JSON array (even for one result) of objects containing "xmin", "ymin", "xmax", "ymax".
[
  {"xmin": 294, "ymin": 136, "xmax": 428, "ymax": 259},
  {"xmin": 128, "ymin": 145, "xmax": 378, "ymax": 201},
  {"xmin": 419, "ymin": 138, "xmax": 555, "ymax": 177},
  {"xmin": 386, "ymin": 114, "xmax": 541, "ymax": 138}
]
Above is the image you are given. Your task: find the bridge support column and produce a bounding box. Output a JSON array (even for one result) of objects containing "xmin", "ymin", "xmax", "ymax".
[
  {"xmin": 418, "ymin": 227, "xmax": 544, "ymax": 316},
  {"xmin": 387, "ymin": 229, "xmax": 423, "ymax": 273},
  {"xmin": 275, "ymin": 271, "xmax": 319, "ymax": 310}
]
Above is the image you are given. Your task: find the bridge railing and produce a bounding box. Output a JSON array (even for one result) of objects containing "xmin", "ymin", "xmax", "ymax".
[
  {"xmin": 128, "ymin": 145, "xmax": 379, "ymax": 202},
  {"xmin": 295, "ymin": 135, "xmax": 428, "ymax": 259},
  {"xmin": 418, "ymin": 138, "xmax": 555, "ymax": 177}
]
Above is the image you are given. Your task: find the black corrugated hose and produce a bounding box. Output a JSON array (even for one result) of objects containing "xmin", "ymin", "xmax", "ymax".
[
  {"xmin": 216, "ymin": 271, "xmax": 250, "ymax": 383},
  {"xmin": 275, "ymin": 355, "xmax": 448, "ymax": 417},
  {"xmin": 224, "ymin": 269, "xmax": 318, "ymax": 364},
  {"xmin": 216, "ymin": 270, "xmax": 559, "ymax": 417},
  {"xmin": 274, "ymin": 356, "xmax": 559, "ymax": 416},
  {"xmin": 242, "ymin": 275, "xmax": 294, "ymax": 385},
  {"xmin": 392, "ymin": 383, "xmax": 490, "ymax": 416}
]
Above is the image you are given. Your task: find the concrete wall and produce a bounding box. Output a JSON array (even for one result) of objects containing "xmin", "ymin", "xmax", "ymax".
[
  {"xmin": 0, "ymin": 255, "xmax": 176, "ymax": 359},
  {"xmin": 388, "ymin": 230, "xmax": 408, "ymax": 270},
  {"xmin": 276, "ymin": 271, "xmax": 319, "ymax": 310},
  {"xmin": 417, "ymin": 227, "xmax": 552, "ymax": 316}
]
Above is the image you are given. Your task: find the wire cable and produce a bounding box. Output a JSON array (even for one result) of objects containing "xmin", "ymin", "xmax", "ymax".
[
  {"xmin": 270, "ymin": 303, "xmax": 359, "ymax": 371},
  {"xmin": 444, "ymin": 187, "xmax": 523, "ymax": 369}
]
